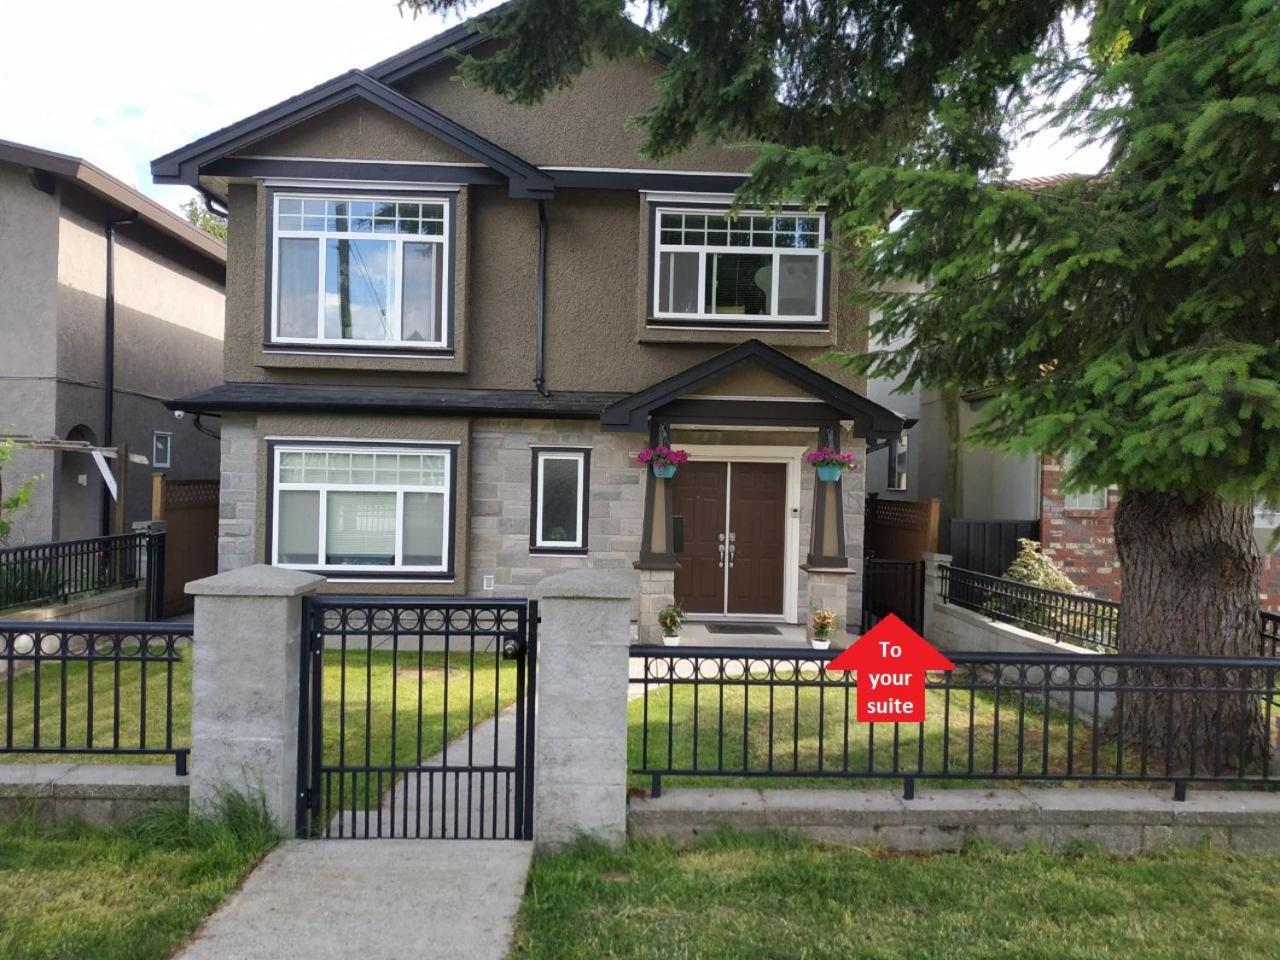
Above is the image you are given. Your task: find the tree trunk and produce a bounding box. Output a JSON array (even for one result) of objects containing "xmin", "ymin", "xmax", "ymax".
[{"xmin": 1113, "ymin": 490, "xmax": 1270, "ymax": 776}]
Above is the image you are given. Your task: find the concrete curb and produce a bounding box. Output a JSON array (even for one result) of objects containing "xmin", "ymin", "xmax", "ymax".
[
  {"xmin": 0, "ymin": 762, "xmax": 188, "ymax": 827},
  {"xmin": 628, "ymin": 787, "xmax": 1280, "ymax": 853}
]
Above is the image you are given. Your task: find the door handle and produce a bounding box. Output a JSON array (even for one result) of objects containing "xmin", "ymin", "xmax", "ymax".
[
  {"xmin": 727, "ymin": 538, "xmax": 736, "ymax": 567},
  {"xmin": 717, "ymin": 540, "xmax": 725, "ymax": 568}
]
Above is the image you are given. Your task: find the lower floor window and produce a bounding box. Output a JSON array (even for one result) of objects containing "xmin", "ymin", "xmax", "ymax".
[
  {"xmin": 531, "ymin": 448, "xmax": 589, "ymax": 552},
  {"xmin": 272, "ymin": 444, "xmax": 451, "ymax": 574}
]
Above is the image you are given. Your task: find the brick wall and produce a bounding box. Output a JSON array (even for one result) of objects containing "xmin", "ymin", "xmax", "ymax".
[{"xmin": 1040, "ymin": 456, "xmax": 1280, "ymax": 612}]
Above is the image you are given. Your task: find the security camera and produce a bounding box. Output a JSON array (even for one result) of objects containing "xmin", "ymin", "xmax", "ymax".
[{"xmin": 173, "ymin": 410, "xmax": 185, "ymax": 420}]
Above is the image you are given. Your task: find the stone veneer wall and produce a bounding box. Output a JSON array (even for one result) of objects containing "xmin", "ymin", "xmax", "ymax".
[
  {"xmin": 467, "ymin": 419, "xmax": 644, "ymax": 613},
  {"xmin": 217, "ymin": 414, "xmax": 259, "ymax": 573}
]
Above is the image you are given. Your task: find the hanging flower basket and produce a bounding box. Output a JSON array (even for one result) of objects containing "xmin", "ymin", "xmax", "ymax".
[
  {"xmin": 807, "ymin": 447, "xmax": 856, "ymax": 482},
  {"xmin": 636, "ymin": 445, "xmax": 689, "ymax": 479}
]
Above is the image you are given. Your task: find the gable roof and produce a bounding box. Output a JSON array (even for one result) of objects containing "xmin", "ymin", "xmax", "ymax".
[
  {"xmin": 151, "ymin": 69, "xmax": 555, "ymax": 199},
  {"xmin": 600, "ymin": 339, "xmax": 909, "ymax": 435},
  {"xmin": 364, "ymin": 0, "xmax": 671, "ymax": 86},
  {"xmin": 0, "ymin": 138, "xmax": 225, "ymax": 266}
]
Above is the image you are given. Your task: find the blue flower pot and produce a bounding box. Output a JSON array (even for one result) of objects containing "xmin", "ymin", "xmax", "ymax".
[
  {"xmin": 816, "ymin": 464, "xmax": 843, "ymax": 482},
  {"xmin": 653, "ymin": 463, "xmax": 678, "ymax": 479}
]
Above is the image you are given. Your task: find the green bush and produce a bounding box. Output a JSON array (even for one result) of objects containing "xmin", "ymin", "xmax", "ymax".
[
  {"xmin": 1001, "ymin": 538, "xmax": 1079, "ymax": 594},
  {"xmin": 0, "ymin": 560, "xmax": 62, "ymax": 610}
]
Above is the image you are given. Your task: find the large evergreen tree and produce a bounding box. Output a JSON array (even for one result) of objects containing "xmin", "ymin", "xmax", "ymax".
[{"xmin": 410, "ymin": 0, "xmax": 1280, "ymax": 764}]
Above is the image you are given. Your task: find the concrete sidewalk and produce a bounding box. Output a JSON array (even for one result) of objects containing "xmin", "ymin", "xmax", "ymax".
[{"xmin": 176, "ymin": 839, "xmax": 533, "ymax": 960}]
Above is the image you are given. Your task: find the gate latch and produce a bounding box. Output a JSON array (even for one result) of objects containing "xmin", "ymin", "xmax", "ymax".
[{"xmin": 501, "ymin": 633, "xmax": 525, "ymax": 660}]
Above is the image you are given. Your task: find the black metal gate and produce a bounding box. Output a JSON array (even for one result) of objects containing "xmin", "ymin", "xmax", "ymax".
[
  {"xmin": 861, "ymin": 558, "xmax": 924, "ymax": 633},
  {"xmin": 296, "ymin": 597, "xmax": 537, "ymax": 840}
]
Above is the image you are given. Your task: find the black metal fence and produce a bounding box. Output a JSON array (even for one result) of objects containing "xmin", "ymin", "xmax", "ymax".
[
  {"xmin": 297, "ymin": 596, "xmax": 537, "ymax": 840},
  {"xmin": 949, "ymin": 519, "xmax": 1040, "ymax": 576},
  {"xmin": 630, "ymin": 645, "xmax": 1279, "ymax": 799},
  {"xmin": 0, "ymin": 620, "xmax": 190, "ymax": 774},
  {"xmin": 939, "ymin": 564, "xmax": 1120, "ymax": 651},
  {"xmin": 0, "ymin": 531, "xmax": 165, "ymax": 620}
]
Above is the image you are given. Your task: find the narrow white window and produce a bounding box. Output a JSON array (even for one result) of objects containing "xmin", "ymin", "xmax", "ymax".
[
  {"xmin": 271, "ymin": 194, "xmax": 449, "ymax": 349},
  {"xmin": 152, "ymin": 431, "xmax": 172, "ymax": 469},
  {"xmin": 532, "ymin": 449, "xmax": 589, "ymax": 552},
  {"xmin": 652, "ymin": 207, "xmax": 825, "ymax": 324},
  {"xmin": 271, "ymin": 445, "xmax": 452, "ymax": 575}
]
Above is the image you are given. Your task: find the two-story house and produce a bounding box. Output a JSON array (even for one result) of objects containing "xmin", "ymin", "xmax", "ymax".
[
  {"xmin": 0, "ymin": 139, "xmax": 225, "ymax": 545},
  {"xmin": 154, "ymin": 14, "xmax": 907, "ymax": 640}
]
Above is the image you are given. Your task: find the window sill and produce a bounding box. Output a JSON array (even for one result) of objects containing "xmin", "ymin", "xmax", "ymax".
[
  {"xmin": 529, "ymin": 547, "xmax": 589, "ymax": 557},
  {"xmin": 1062, "ymin": 509, "xmax": 1112, "ymax": 519},
  {"xmin": 638, "ymin": 323, "xmax": 835, "ymax": 348},
  {"xmin": 257, "ymin": 346, "xmax": 465, "ymax": 374}
]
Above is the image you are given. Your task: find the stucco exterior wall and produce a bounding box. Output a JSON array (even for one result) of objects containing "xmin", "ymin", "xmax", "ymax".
[
  {"xmin": 223, "ymin": 181, "xmax": 867, "ymax": 394},
  {"xmin": 0, "ymin": 163, "xmax": 62, "ymax": 542}
]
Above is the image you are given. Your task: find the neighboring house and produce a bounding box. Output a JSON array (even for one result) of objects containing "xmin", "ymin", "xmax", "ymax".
[
  {"xmin": 153, "ymin": 15, "xmax": 908, "ymax": 640},
  {"xmin": 0, "ymin": 140, "xmax": 226, "ymax": 544}
]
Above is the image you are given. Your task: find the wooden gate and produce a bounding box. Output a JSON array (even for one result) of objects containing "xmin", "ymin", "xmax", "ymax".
[
  {"xmin": 864, "ymin": 497, "xmax": 941, "ymax": 562},
  {"xmin": 151, "ymin": 476, "xmax": 218, "ymax": 618}
]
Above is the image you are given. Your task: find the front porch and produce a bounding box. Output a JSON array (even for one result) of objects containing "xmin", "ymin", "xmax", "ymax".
[{"xmin": 603, "ymin": 340, "xmax": 910, "ymax": 644}]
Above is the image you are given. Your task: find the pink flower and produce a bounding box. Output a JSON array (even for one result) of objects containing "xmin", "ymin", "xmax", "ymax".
[
  {"xmin": 636, "ymin": 445, "xmax": 690, "ymax": 467},
  {"xmin": 806, "ymin": 447, "xmax": 857, "ymax": 469}
]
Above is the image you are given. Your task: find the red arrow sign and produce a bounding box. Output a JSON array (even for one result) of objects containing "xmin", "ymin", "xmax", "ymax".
[{"xmin": 828, "ymin": 614, "xmax": 955, "ymax": 722}]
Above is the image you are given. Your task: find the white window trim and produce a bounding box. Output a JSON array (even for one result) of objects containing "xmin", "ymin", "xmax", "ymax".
[
  {"xmin": 269, "ymin": 192, "xmax": 450, "ymax": 350},
  {"xmin": 1064, "ymin": 488, "xmax": 1108, "ymax": 511},
  {"xmin": 270, "ymin": 444, "xmax": 452, "ymax": 575},
  {"xmin": 152, "ymin": 431, "xmax": 172, "ymax": 469},
  {"xmin": 651, "ymin": 205, "xmax": 825, "ymax": 325},
  {"xmin": 533, "ymin": 450, "xmax": 587, "ymax": 551}
]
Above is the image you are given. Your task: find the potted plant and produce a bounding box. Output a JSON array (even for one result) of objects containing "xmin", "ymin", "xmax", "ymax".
[
  {"xmin": 806, "ymin": 446, "xmax": 856, "ymax": 482},
  {"xmin": 809, "ymin": 608, "xmax": 837, "ymax": 650},
  {"xmin": 657, "ymin": 603, "xmax": 685, "ymax": 646},
  {"xmin": 636, "ymin": 445, "xmax": 690, "ymax": 479}
]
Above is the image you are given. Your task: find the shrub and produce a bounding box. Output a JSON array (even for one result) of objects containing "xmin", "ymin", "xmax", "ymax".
[{"xmin": 1001, "ymin": 538, "xmax": 1079, "ymax": 594}]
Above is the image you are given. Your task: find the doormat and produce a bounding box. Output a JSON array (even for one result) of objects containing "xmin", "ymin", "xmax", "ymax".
[{"xmin": 704, "ymin": 623, "xmax": 782, "ymax": 636}]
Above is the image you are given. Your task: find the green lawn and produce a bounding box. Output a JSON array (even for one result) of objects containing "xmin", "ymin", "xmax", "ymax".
[
  {"xmin": 0, "ymin": 647, "xmax": 519, "ymax": 814},
  {"xmin": 512, "ymin": 832, "xmax": 1280, "ymax": 960},
  {"xmin": 628, "ymin": 674, "xmax": 1117, "ymax": 789},
  {"xmin": 0, "ymin": 796, "xmax": 276, "ymax": 960}
]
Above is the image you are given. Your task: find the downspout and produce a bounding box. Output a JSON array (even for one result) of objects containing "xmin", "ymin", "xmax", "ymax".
[
  {"xmin": 533, "ymin": 200, "xmax": 550, "ymax": 396},
  {"xmin": 100, "ymin": 212, "xmax": 137, "ymax": 536}
]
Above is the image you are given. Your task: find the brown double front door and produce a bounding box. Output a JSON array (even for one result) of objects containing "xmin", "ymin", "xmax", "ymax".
[{"xmin": 672, "ymin": 461, "xmax": 787, "ymax": 616}]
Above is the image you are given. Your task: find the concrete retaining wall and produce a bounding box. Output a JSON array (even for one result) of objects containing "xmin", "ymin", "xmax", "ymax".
[
  {"xmin": 2, "ymin": 585, "xmax": 146, "ymax": 624},
  {"xmin": 0, "ymin": 762, "xmax": 187, "ymax": 828},
  {"xmin": 629, "ymin": 788, "xmax": 1280, "ymax": 854}
]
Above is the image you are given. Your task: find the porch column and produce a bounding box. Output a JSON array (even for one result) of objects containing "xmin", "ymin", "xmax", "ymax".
[
  {"xmin": 635, "ymin": 421, "xmax": 678, "ymax": 644},
  {"xmin": 806, "ymin": 424, "xmax": 850, "ymax": 567}
]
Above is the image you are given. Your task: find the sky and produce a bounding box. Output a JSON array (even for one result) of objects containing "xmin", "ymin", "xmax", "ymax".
[{"xmin": 0, "ymin": 0, "xmax": 1109, "ymax": 215}]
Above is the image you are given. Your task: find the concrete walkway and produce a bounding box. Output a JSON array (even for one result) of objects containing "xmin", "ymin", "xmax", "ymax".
[{"xmin": 176, "ymin": 839, "xmax": 533, "ymax": 960}]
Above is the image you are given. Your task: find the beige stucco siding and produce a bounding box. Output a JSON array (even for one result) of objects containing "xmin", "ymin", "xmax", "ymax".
[
  {"xmin": 398, "ymin": 48, "xmax": 754, "ymax": 173},
  {"xmin": 225, "ymin": 182, "xmax": 867, "ymax": 394},
  {"xmin": 242, "ymin": 99, "xmax": 478, "ymax": 165}
]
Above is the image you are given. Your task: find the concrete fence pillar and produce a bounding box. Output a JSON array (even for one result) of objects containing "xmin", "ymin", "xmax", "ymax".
[
  {"xmin": 186, "ymin": 564, "xmax": 325, "ymax": 834},
  {"xmin": 921, "ymin": 552, "xmax": 952, "ymax": 642},
  {"xmin": 531, "ymin": 569, "xmax": 636, "ymax": 850}
]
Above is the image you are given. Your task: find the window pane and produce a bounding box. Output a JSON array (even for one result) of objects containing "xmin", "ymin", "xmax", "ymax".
[
  {"xmin": 402, "ymin": 243, "xmax": 443, "ymax": 343},
  {"xmin": 277, "ymin": 238, "xmax": 319, "ymax": 337},
  {"xmin": 324, "ymin": 239, "xmax": 395, "ymax": 341},
  {"xmin": 325, "ymin": 491, "xmax": 396, "ymax": 565},
  {"xmin": 403, "ymin": 492, "xmax": 445, "ymax": 566},
  {"xmin": 539, "ymin": 456, "xmax": 581, "ymax": 545},
  {"xmin": 777, "ymin": 254, "xmax": 819, "ymax": 316},
  {"xmin": 278, "ymin": 490, "xmax": 320, "ymax": 564},
  {"xmin": 658, "ymin": 251, "xmax": 700, "ymax": 314},
  {"xmin": 704, "ymin": 252, "xmax": 772, "ymax": 315}
]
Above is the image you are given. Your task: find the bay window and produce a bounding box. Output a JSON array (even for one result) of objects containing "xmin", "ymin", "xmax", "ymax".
[
  {"xmin": 271, "ymin": 193, "xmax": 449, "ymax": 349},
  {"xmin": 652, "ymin": 207, "xmax": 825, "ymax": 325},
  {"xmin": 272, "ymin": 445, "xmax": 452, "ymax": 575}
]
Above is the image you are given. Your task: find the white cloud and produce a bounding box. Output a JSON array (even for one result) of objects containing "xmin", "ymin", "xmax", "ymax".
[{"xmin": 0, "ymin": 0, "xmax": 499, "ymax": 211}]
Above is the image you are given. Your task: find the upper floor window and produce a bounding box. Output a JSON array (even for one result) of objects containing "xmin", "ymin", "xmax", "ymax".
[
  {"xmin": 271, "ymin": 193, "xmax": 449, "ymax": 349},
  {"xmin": 886, "ymin": 435, "xmax": 908, "ymax": 491},
  {"xmin": 652, "ymin": 207, "xmax": 825, "ymax": 325}
]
